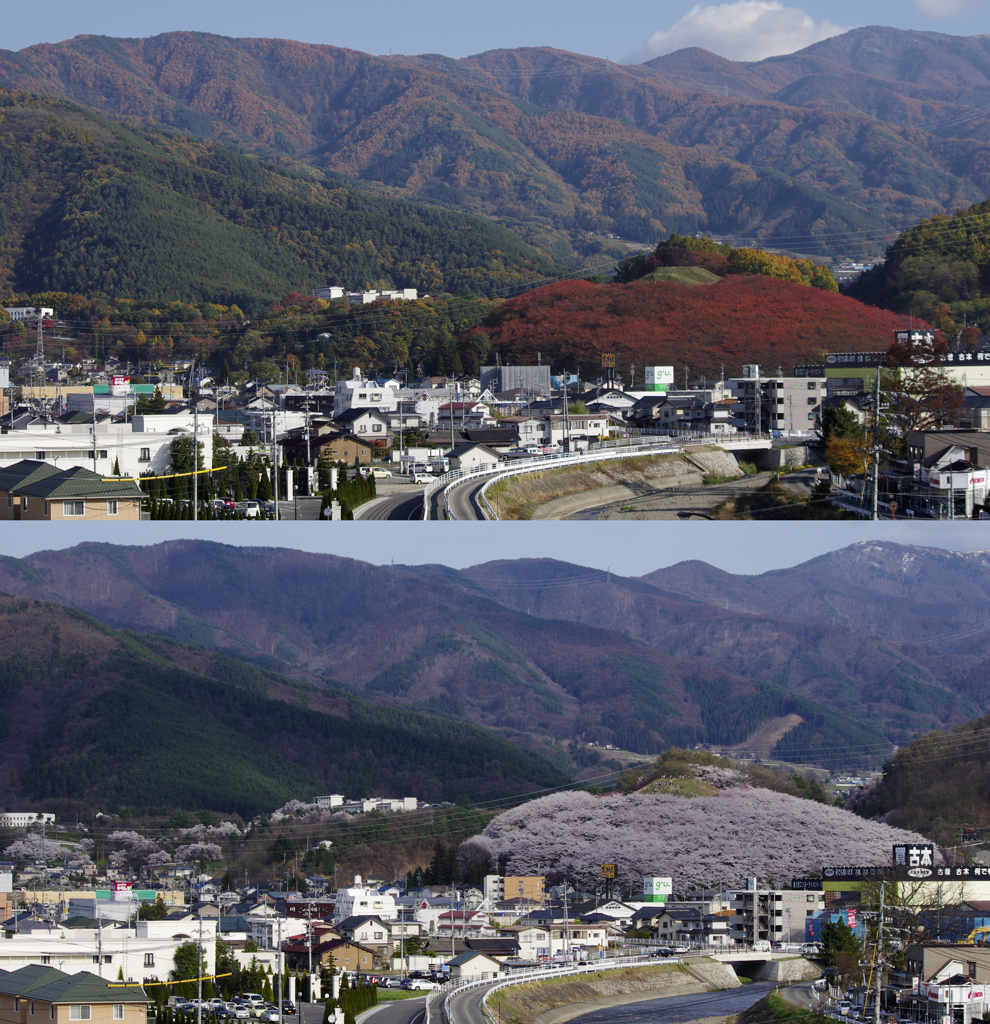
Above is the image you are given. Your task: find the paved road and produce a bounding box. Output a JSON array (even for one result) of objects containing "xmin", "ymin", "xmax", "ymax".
[
  {"xmin": 566, "ymin": 473, "xmax": 776, "ymax": 521},
  {"xmin": 301, "ymin": 998, "xmax": 426, "ymax": 1024},
  {"xmin": 569, "ymin": 983, "xmax": 775, "ymax": 1024},
  {"xmin": 443, "ymin": 478, "xmax": 492, "ymax": 520},
  {"xmin": 779, "ymin": 982, "xmax": 820, "ymax": 1011},
  {"xmin": 446, "ymin": 976, "xmax": 774, "ymax": 1024},
  {"xmin": 356, "ymin": 493, "xmax": 425, "ymax": 520}
]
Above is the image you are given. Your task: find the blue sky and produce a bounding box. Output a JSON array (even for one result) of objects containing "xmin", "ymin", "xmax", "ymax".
[
  {"xmin": 0, "ymin": 522, "xmax": 987, "ymax": 577},
  {"xmin": 5, "ymin": 0, "xmax": 989, "ymax": 64}
]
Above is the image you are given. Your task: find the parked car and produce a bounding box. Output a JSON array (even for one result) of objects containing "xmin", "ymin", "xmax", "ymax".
[
  {"xmin": 279, "ymin": 1003, "xmax": 296, "ymax": 1016},
  {"xmin": 256, "ymin": 1009, "xmax": 280, "ymax": 1023},
  {"xmin": 402, "ymin": 979, "xmax": 437, "ymax": 991},
  {"xmin": 224, "ymin": 1005, "xmax": 250, "ymax": 1019},
  {"xmin": 836, "ymin": 1001, "xmax": 853, "ymax": 1016},
  {"xmin": 360, "ymin": 466, "xmax": 393, "ymax": 479},
  {"xmin": 234, "ymin": 500, "xmax": 261, "ymax": 518}
]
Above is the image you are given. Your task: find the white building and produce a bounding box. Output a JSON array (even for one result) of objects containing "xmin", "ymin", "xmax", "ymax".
[
  {"xmin": 0, "ymin": 918, "xmax": 217, "ymax": 982},
  {"xmin": 726, "ymin": 372, "xmax": 826, "ymax": 434},
  {"xmin": 0, "ymin": 417, "xmax": 214, "ymax": 479},
  {"xmin": 333, "ymin": 881, "xmax": 398, "ymax": 923},
  {"xmin": 500, "ymin": 413, "xmax": 609, "ymax": 447},
  {"xmin": 4, "ymin": 307, "xmax": 54, "ymax": 322},
  {"xmin": 315, "ymin": 795, "xmax": 345, "ymax": 809},
  {"xmin": 0, "ymin": 813, "xmax": 55, "ymax": 828},
  {"xmin": 333, "ymin": 369, "xmax": 400, "ymax": 418},
  {"xmin": 728, "ymin": 882, "xmax": 825, "ymax": 945},
  {"xmin": 347, "ymin": 289, "xmax": 418, "ymax": 305},
  {"xmin": 314, "ymin": 287, "xmax": 345, "ymax": 301}
]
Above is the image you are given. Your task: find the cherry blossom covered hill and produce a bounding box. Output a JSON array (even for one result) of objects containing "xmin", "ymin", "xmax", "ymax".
[{"xmin": 461, "ymin": 789, "xmax": 934, "ymax": 892}]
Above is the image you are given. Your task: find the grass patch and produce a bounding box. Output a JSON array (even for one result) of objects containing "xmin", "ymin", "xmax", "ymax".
[
  {"xmin": 737, "ymin": 461, "xmax": 759, "ymax": 475},
  {"xmin": 703, "ymin": 473, "xmax": 742, "ymax": 486},
  {"xmin": 738, "ymin": 993, "xmax": 826, "ymax": 1024},
  {"xmin": 638, "ymin": 777, "xmax": 718, "ymax": 797},
  {"xmin": 376, "ymin": 990, "xmax": 421, "ymax": 1002}
]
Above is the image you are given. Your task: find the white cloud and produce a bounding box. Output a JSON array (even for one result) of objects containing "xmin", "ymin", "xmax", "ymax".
[
  {"xmin": 638, "ymin": 1, "xmax": 853, "ymax": 63},
  {"xmin": 914, "ymin": 0, "xmax": 968, "ymax": 15}
]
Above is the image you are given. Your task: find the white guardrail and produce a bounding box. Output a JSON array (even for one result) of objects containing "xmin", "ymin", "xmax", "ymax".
[
  {"xmin": 423, "ymin": 440, "xmax": 687, "ymax": 521},
  {"xmin": 428, "ymin": 954, "xmax": 662, "ymax": 1024},
  {"xmin": 422, "ymin": 432, "xmax": 779, "ymax": 520}
]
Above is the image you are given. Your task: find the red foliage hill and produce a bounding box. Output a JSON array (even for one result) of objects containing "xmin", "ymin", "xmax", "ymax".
[{"xmin": 476, "ymin": 276, "xmax": 913, "ymax": 375}]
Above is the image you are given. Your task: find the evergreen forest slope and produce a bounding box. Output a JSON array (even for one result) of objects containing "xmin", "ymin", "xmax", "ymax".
[
  {"xmin": 0, "ymin": 541, "xmax": 983, "ymax": 774},
  {"xmin": 848, "ymin": 198, "xmax": 990, "ymax": 336},
  {"xmin": 2, "ymin": 30, "xmax": 990, "ymax": 258},
  {"xmin": 0, "ymin": 594, "xmax": 567, "ymax": 816},
  {"xmin": 851, "ymin": 715, "xmax": 990, "ymax": 844},
  {"xmin": 0, "ymin": 90, "xmax": 564, "ymax": 306}
]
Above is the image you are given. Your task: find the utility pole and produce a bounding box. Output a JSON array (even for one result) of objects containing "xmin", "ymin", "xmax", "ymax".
[
  {"xmin": 871, "ymin": 367, "xmax": 882, "ymax": 521},
  {"xmin": 196, "ymin": 913, "xmax": 203, "ymax": 1024},
  {"xmin": 193, "ymin": 361, "xmax": 199, "ymax": 521},
  {"xmin": 277, "ymin": 916, "xmax": 283, "ymax": 1024},
  {"xmin": 874, "ymin": 883, "xmax": 885, "ymax": 1024}
]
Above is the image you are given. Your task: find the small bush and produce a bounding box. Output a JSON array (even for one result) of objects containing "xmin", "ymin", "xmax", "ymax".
[{"xmin": 737, "ymin": 461, "xmax": 759, "ymax": 475}]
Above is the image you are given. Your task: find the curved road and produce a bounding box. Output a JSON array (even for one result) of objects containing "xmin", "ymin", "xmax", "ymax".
[
  {"xmin": 443, "ymin": 478, "xmax": 492, "ymax": 521},
  {"xmin": 445, "ymin": 975, "xmax": 774, "ymax": 1024},
  {"xmin": 356, "ymin": 493, "xmax": 425, "ymax": 520}
]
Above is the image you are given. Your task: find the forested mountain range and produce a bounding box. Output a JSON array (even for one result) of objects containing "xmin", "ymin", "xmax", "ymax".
[
  {"xmin": 0, "ymin": 541, "xmax": 984, "ymax": 781},
  {"xmin": 2, "ymin": 28, "xmax": 990, "ymax": 259},
  {"xmin": 0, "ymin": 594, "xmax": 568, "ymax": 816},
  {"xmin": 0, "ymin": 90, "xmax": 564, "ymax": 306}
]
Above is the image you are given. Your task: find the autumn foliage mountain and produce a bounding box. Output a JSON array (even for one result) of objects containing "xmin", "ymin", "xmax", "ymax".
[
  {"xmin": 472, "ymin": 275, "xmax": 911, "ymax": 377},
  {"xmin": 0, "ymin": 90, "xmax": 564, "ymax": 306},
  {"xmin": 2, "ymin": 29, "xmax": 990, "ymax": 259}
]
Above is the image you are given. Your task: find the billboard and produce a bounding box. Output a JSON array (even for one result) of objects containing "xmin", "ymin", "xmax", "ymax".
[
  {"xmin": 601, "ymin": 354, "xmax": 616, "ymax": 369},
  {"xmin": 600, "ymin": 864, "xmax": 616, "ymax": 879},
  {"xmin": 644, "ymin": 367, "xmax": 674, "ymax": 392},
  {"xmin": 893, "ymin": 843, "xmax": 934, "ymax": 875},
  {"xmin": 112, "ymin": 882, "xmax": 134, "ymax": 902},
  {"xmin": 643, "ymin": 877, "xmax": 672, "ymax": 903}
]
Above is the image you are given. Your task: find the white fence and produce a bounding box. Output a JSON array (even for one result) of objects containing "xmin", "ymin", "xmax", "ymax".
[
  {"xmin": 426, "ymin": 442, "xmax": 686, "ymax": 520},
  {"xmin": 433, "ymin": 954, "xmax": 659, "ymax": 1024}
]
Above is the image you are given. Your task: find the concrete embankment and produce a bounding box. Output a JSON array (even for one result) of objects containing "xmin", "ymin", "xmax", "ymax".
[
  {"xmin": 491, "ymin": 448, "xmax": 748, "ymax": 520},
  {"xmin": 752, "ymin": 958, "xmax": 822, "ymax": 984},
  {"xmin": 490, "ymin": 961, "xmax": 741, "ymax": 1024}
]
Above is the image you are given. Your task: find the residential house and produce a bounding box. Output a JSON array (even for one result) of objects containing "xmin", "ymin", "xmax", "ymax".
[
  {"xmin": 446, "ymin": 443, "xmax": 502, "ymax": 474},
  {"xmin": 334, "ymin": 916, "xmax": 393, "ymax": 957},
  {"xmin": 0, "ymin": 462, "xmax": 143, "ymax": 521},
  {"xmin": 332, "ymin": 408, "xmax": 391, "ymax": 444},
  {"xmin": 0, "ymin": 967, "xmax": 147, "ymax": 1024},
  {"xmin": 284, "ymin": 938, "xmax": 377, "ymax": 973},
  {"xmin": 445, "ymin": 951, "xmax": 502, "ymax": 982},
  {"xmin": 312, "ymin": 433, "xmax": 375, "ymax": 466},
  {"xmin": 437, "ymin": 403, "xmax": 497, "ymax": 430},
  {"xmin": 958, "ymin": 388, "xmax": 990, "ymax": 430}
]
